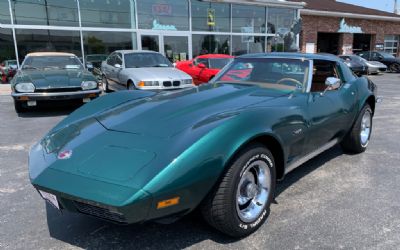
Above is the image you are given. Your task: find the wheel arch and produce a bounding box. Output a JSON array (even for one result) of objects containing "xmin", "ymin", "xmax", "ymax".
[
  {"xmin": 224, "ymin": 133, "xmax": 286, "ymax": 181},
  {"xmin": 365, "ymin": 95, "xmax": 376, "ymax": 114}
]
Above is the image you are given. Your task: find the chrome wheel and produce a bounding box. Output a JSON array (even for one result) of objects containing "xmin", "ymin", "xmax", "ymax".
[
  {"xmin": 390, "ymin": 63, "xmax": 400, "ymax": 73},
  {"xmin": 360, "ymin": 110, "xmax": 372, "ymax": 147},
  {"xmin": 236, "ymin": 160, "xmax": 271, "ymax": 223}
]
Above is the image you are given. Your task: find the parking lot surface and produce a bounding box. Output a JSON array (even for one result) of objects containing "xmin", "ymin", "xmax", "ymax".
[{"xmin": 1, "ymin": 74, "xmax": 400, "ymax": 250}]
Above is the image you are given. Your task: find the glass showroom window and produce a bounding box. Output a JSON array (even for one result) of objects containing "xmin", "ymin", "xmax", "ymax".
[
  {"xmin": 192, "ymin": 34, "xmax": 230, "ymax": 57},
  {"xmin": 267, "ymin": 8, "xmax": 296, "ymax": 35},
  {"xmin": 232, "ymin": 4, "xmax": 266, "ymax": 34},
  {"xmin": 80, "ymin": 0, "xmax": 135, "ymax": 28},
  {"xmin": 0, "ymin": 1, "xmax": 11, "ymax": 24},
  {"xmin": 16, "ymin": 29, "xmax": 82, "ymax": 61},
  {"xmin": 137, "ymin": 0, "xmax": 189, "ymax": 31},
  {"xmin": 0, "ymin": 29, "xmax": 15, "ymax": 62},
  {"xmin": 83, "ymin": 31, "xmax": 136, "ymax": 57},
  {"xmin": 191, "ymin": 0, "xmax": 230, "ymax": 32},
  {"xmin": 10, "ymin": 0, "xmax": 79, "ymax": 26},
  {"xmin": 384, "ymin": 35, "xmax": 399, "ymax": 56},
  {"xmin": 232, "ymin": 36, "xmax": 265, "ymax": 56}
]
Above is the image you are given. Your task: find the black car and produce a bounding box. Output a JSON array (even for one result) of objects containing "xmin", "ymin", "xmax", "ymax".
[
  {"xmin": 339, "ymin": 55, "xmax": 368, "ymax": 75},
  {"xmin": 356, "ymin": 51, "xmax": 400, "ymax": 73}
]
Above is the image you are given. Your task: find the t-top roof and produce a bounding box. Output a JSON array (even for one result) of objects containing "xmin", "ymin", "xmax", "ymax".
[{"xmin": 291, "ymin": 0, "xmax": 399, "ymax": 18}]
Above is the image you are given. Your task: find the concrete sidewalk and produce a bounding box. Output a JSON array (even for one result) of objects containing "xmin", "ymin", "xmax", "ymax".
[{"xmin": 0, "ymin": 84, "xmax": 11, "ymax": 96}]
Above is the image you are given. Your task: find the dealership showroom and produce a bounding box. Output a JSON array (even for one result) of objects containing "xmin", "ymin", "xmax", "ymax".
[{"xmin": 1, "ymin": 0, "xmax": 400, "ymax": 249}]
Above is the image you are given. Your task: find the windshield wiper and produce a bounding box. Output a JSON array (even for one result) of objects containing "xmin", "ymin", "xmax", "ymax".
[{"xmin": 22, "ymin": 66, "xmax": 39, "ymax": 70}]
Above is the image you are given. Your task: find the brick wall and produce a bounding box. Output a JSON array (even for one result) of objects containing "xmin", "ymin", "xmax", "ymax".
[{"xmin": 300, "ymin": 14, "xmax": 400, "ymax": 55}]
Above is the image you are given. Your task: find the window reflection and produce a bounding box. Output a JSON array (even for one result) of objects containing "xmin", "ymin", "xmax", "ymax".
[
  {"xmin": 80, "ymin": 0, "xmax": 134, "ymax": 28},
  {"xmin": 16, "ymin": 29, "xmax": 82, "ymax": 61},
  {"xmin": 232, "ymin": 36, "xmax": 265, "ymax": 56},
  {"xmin": 137, "ymin": 0, "xmax": 189, "ymax": 31},
  {"xmin": 232, "ymin": 4, "xmax": 266, "ymax": 33},
  {"xmin": 191, "ymin": 0, "xmax": 230, "ymax": 32},
  {"xmin": 268, "ymin": 8, "xmax": 295, "ymax": 35},
  {"xmin": 192, "ymin": 34, "xmax": 230, "ymax": 57},
  {"xmin": 0, "ymin": 29, "xmax": 15, "ymax": 62},
  {"xmin": 11, "ymin": 0, "xmax": 79, "ymax": 26},
  {"xmin": 0, "ymin": 1, "xmax": 11, "ymax": 24},
  {"xmin": 83, "ymin": 31, "xmax": 135, "ymax": 56}
]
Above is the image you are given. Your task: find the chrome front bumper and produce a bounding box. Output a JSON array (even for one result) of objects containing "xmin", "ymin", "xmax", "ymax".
[{"xmin": 12, "ymin": 89, "xmax": 101, "ymax": 101}]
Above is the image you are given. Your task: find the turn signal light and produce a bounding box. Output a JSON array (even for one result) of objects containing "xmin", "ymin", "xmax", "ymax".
[
  {"xmin": 138, "ymin": 81, "xmax": 145, "ymax": 87},
  {"xmin": 157, "ymin": 197, "xmax": 180, "ymax": 209}
]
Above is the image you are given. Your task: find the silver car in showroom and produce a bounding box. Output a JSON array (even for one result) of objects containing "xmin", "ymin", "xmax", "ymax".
[{"xmin": 101, "ymin": 50, "xmax": 193, "ymax": 92}]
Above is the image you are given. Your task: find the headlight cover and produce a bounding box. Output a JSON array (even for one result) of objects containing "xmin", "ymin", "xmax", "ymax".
[
  {"xmin": 182, "ymin": 79, "xmax": 193, "ymax": 85},
  {"xmin": 138, "ymin": 81, "xmax": 159, "ymax": 87},
  {"xmin": 81, "ymin": 81, "xmax": 98, "ymax": 90},
  {"xmin": 15, "ymin": 82, "xmax": 35, "ymax": 93}
]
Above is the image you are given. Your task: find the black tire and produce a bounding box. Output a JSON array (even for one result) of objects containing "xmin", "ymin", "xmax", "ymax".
[
  {"xmin": 201, "ymin": 143, "xmax": 276, "ymax": 238},
  {"xmin": 101, "ymin": 75, "xmax": 109, "ymax": 92},
  {"xmin": 341, "ymin": 104, "xmax": 373, "ymax": 154},
  {"xmin": 14, "ymin": 100, "xmax": 26, "ymax": 113},
  {"xmin": 389, "ymin": 63, "xmax": 400, "ymax": 73},
  {"xmin": 127, "ymin": 80, "xmax": 136, "ymax": 90}
]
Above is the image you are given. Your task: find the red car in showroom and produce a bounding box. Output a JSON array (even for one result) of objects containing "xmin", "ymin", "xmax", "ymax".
[{"xmin": 176, "ymin": 54, "xmax": 233, "ymax": 85}]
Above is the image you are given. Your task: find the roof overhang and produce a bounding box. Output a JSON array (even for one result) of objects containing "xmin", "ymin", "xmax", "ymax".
[
  {"xmin": 301, "ymin": 9, "xmax": 400, "ymax": 22},
  {"xmin": 201, "ymin": 0, "xmax": 305, "ymax": 8}
]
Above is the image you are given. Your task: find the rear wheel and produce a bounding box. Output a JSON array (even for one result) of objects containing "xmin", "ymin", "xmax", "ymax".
[
  {"xmin": 341, "ymin": 104, "xmax": 373, "ymax": 153},
  {"xmin": 201, "ymin": 143, "xmax": 276, "ymax": 237},
  {"xmin": 14, "ymin": 100, "xmax": 26, "ymax": 113}
]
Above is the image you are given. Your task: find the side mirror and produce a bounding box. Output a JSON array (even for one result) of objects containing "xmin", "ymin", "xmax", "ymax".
[
  {"xmin": 198, "ymin": 63, "xmax": 206, "ymax": 69},
  {"xmin": 114, "ymin": 63, "xmax": 122, "ymax": 68},
  {"xmin": 321, "ymin": 77, "xmax": 341, "ymax": 95}
]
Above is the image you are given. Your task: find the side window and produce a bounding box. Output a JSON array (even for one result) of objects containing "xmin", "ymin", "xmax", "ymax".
[
  {"xmin": 339, "ymin": 62, "xmax": 356, "ymax": 83},
  {"xmin": 311, "ymin": 60, "xmax": 342, "ymax": 92},
  {"xmin": 195, "ymin": 58, "xmax": 209, "ymax": 68},
  {"xmin": 115, "ymin": 53, "xmax": 123, "ymax": 66},
  {"xmin": 106, "ymin": 53, "xmax": 115, "ymax": 66}
]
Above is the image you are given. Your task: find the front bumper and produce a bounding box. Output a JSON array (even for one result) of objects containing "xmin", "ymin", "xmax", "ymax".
[{"xmin": 12, "ymin": 89, "xmax": 101, "ymax": 101}]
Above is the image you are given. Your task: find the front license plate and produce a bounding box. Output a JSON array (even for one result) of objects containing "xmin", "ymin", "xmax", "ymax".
[
  {"xmin": 38, "ymin": 190, "xmax": 60, "ymax": 209},
  {"xmin": 27, "ymin": 100, "xmax": 37, "ymax": 106}
]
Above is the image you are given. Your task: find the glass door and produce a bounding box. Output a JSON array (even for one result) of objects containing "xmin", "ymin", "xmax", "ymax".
[
  {"xmin": 162, "ymin": 36, "xmax": 189, "ymax": 63},
  {"xmin": 140, "ymin": 35, "xmax": 160, "ymax": 52}
]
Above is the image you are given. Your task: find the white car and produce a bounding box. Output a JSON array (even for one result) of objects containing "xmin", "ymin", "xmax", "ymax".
[{"xmin": 101, "ymin": 50, "xmax": 193, "ymax": 92}]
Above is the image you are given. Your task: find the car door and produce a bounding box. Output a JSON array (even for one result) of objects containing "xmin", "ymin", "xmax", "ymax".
[
  {"xmin": 304, "ymin": 59, "xmax": 358, "ymax": 153},
  {"xmin": 111, "ymin": 52, "xmax": 125, "ymax": 88},
  {"xmin": 103, "ymin": 53, "xmax": 115, "ymax": 83},
  {"xmin": 192, "ymin": 58, "xmax": 208, "ymax": 84}
]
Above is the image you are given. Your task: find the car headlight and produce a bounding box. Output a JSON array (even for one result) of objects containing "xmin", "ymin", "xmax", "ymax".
[
  {"xmin": 138, "ymin": 81, "xmax": 159, "ymax": 87},
  {"xmin": 15, "ymin": 82, "xmax": 35, "ymax": 93},
  {"xmin": 182, "ymin": 79, "xmax": 193, "ymax": 85},
  {"xmin": 81, "ymin": 81, "xmax": 98, "ymax": 90}
]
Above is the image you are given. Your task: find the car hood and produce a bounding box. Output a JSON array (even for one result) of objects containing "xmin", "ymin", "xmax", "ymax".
[
  {"xmin": 95, "ymin": 83, "xmax": 287, "ymax": 138},
  {"xmin": 123, "ymin": 67, "xmax": 191, "ymax": 81},
  {"xmin": 17, "ymin": 69, "xmax": 92, "ymax": 88}
]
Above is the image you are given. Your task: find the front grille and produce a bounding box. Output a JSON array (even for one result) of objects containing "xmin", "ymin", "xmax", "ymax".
[
  {"xmin": 163, "ymin": 81, "xmax": 172, "ymax": 87},
  {"xmin": 35, "ymin": 87, "xmax": 82, "ymax": 93},
  {"xmin": 173, "ymin": 81, "xmax": 180, "ymax": 87},
  {"xmin": 73, "ymin": 201, "xmax": 127, "ymax": 223}
]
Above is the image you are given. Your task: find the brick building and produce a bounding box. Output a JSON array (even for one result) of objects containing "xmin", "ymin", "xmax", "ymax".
[{"xmin": 292, "ymin": 0, "xmax": 400, "ymax": 56}]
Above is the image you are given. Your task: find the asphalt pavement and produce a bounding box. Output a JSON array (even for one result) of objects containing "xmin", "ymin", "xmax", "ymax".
[{"xmin": 0, "ymin": 74, "xmax": 399, "ymax": 250}]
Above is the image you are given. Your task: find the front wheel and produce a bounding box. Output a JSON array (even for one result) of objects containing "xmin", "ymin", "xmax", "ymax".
[
  {"xmin": 14, "ymin": 100, "xmax": 26, "ymax": 113},
  {"xmin": 389, "ymin": 63, "xmax": 400, "ymax": 73},
  {"xmin": 341, "ymin": 104, "xmax": 373, "ymax": 153},
  {"xmin": 201, "ymin": 143, "xmax": 276, "ymax": 237}
]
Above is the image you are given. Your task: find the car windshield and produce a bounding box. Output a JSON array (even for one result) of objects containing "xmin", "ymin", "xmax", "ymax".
[
  {"xmin": 22, "ymin": 56, "xmax": 83, "ymax": 70},
  {"xmin": 7, "ymin": 60, "xmax": 17, "ymax": 66},
  {"xmin": 124, "ymin": 53, "xmax": 172, "ymax": 68},
  {"xmin": 379, "ymin": 52, "xmax": 395, "ymax": 59},
  {"xmin": 209, "ymin": 58, "xmax": 233, "ymax": 69},
  {"xmin": 213, "ymin": 58, "xmax": 310, "ymax": 92},
  {"xmin": 86, "ymin": 55, "xmax": 107, "ymax": 62}
]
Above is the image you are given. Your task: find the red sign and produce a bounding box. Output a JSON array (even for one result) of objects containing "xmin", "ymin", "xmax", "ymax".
[{"xmin": 152, "ymin": 4, "xmax": 172, "ymax": 16}]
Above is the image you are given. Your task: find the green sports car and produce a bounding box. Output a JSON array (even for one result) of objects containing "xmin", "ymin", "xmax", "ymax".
[{"xmin": 29, "ymin": 53, "xmax": 377, "ymax": 237}]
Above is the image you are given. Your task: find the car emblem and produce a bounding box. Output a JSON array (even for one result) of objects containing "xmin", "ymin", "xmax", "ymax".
[{"xmin": 58, "ymin": 150, "xmax": 72, "ymax": 160}]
